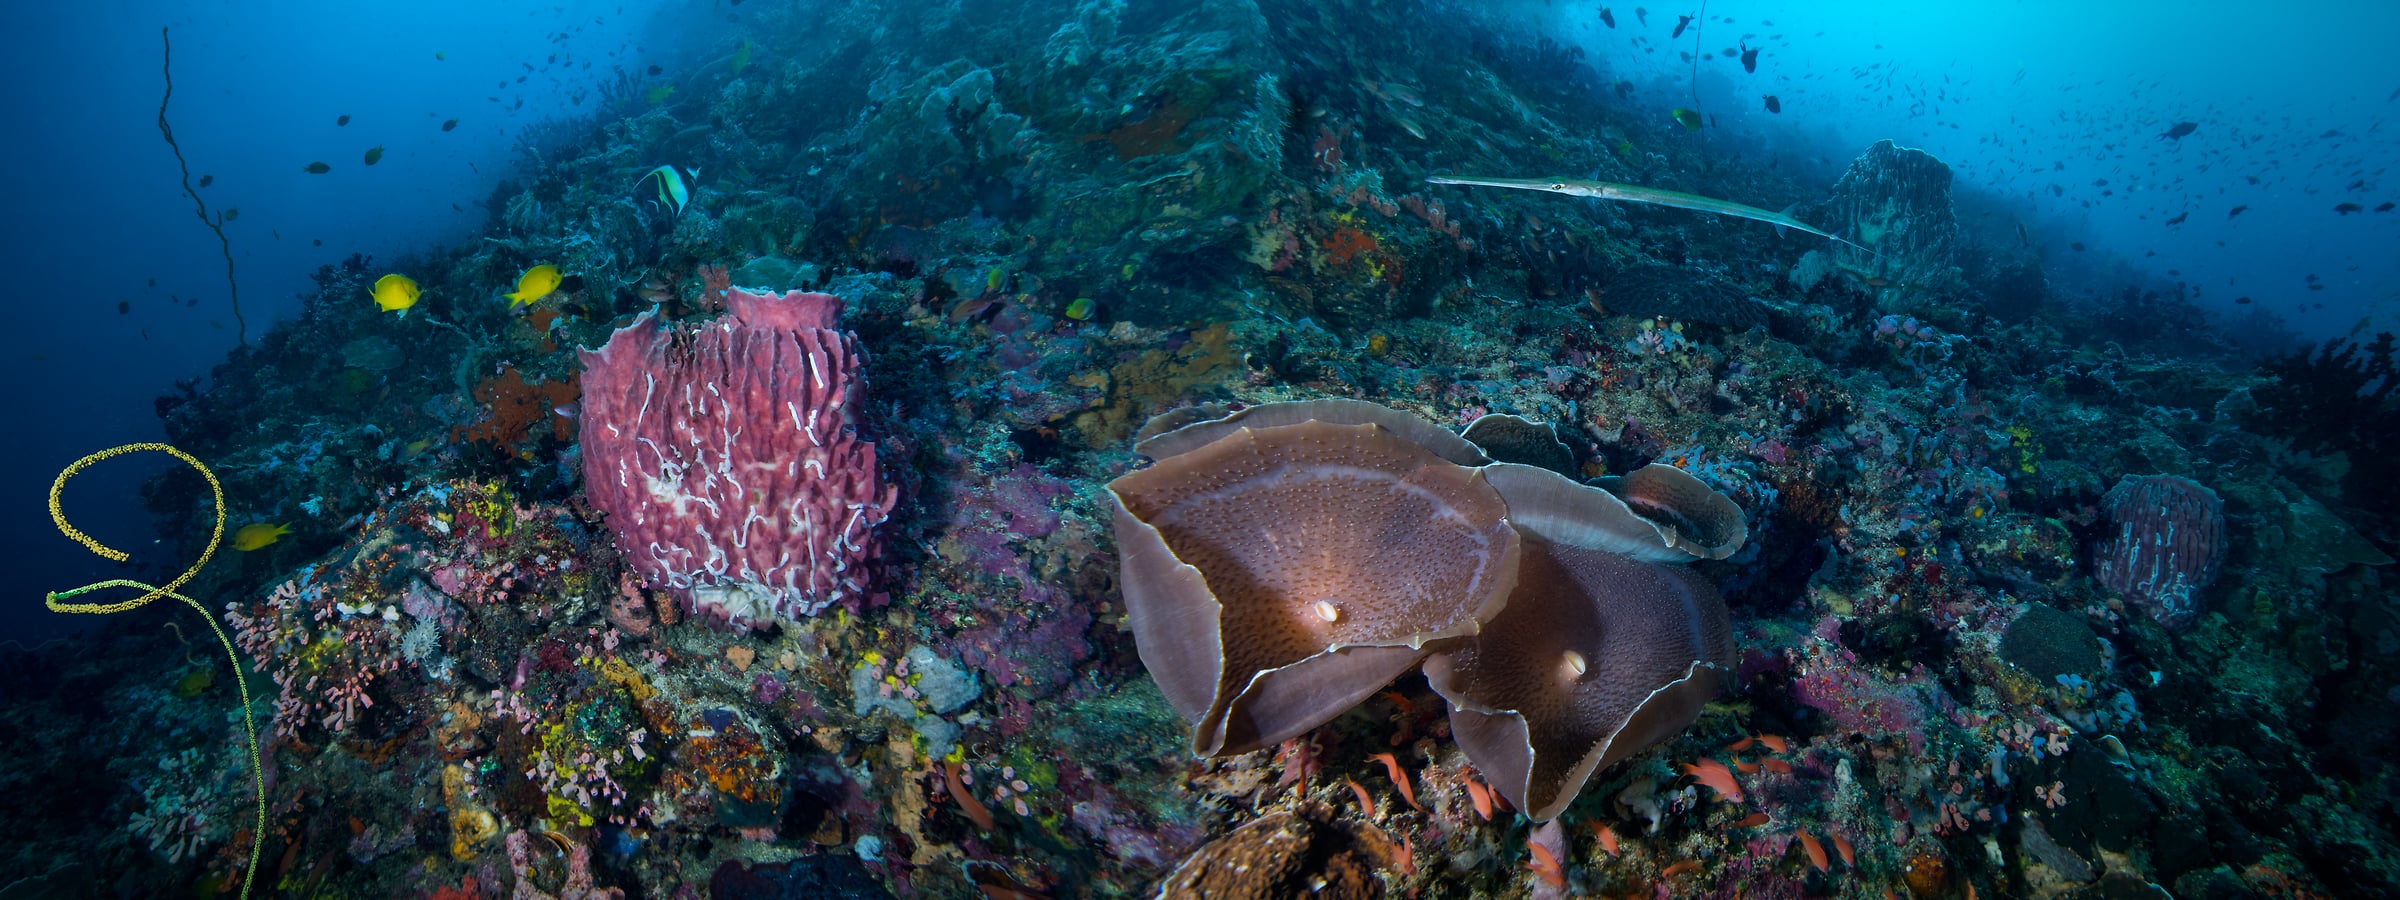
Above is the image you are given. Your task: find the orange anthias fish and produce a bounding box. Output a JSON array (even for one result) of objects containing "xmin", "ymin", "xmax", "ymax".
[
  {"xmin": 1343, "ymin": 777, "xmax": 1377, "ymax": 818},
  {"xmin": 942, "ymin": 761, "xmax": 995, "ymax": 831},
  {"xmin": 1680, "ymin": 758, "xmax": 1745, "ymax": 803},
  {"xmin": 1527, "ymin": 842, "xmax": 1567, "ymax": 888},
  {"xmin": 1462, "ymin": 774, "xmax": 1497, "ymax": 820},
  {"xmin": 1586, "ymin": 821, "xmax": 1621, "ymax": 856},
  {"xmin": 1368, "ymin": 752, "xmax": 1420, "ymax": 810},
  {"xmin": 1797, "ymin": 830, "xmax": 1830, "ymax": 872}
]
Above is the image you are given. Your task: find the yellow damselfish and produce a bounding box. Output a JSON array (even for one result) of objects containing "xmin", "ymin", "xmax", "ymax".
[
  {"xmin": 232, "ymin": 523, "xmax": 289, "ymax": 552},
  {"xmin": 506, "ymin": 264, "xmax": 563, "ymax": 308},
  {"xmin": 371, "ymin": 274, "xmax": 421, "ymax": 314}
]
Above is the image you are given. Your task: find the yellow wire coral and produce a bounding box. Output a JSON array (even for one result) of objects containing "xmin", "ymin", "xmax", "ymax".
[{"xmin": 45, "ymin": 443, "xmax": 264, "ymax": 900}]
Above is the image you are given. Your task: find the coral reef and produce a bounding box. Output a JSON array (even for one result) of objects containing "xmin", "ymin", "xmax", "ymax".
[{"xmin": 7, "ymin": 0, "xmax": 2393, "ymax": 897}]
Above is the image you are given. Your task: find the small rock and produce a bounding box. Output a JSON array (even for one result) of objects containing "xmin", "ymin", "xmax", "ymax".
[{"xmin": 904, "ymin": 645, "xmax": 981, "ymax": 715}]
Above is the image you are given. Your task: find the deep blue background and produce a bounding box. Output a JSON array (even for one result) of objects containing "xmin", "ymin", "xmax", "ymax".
[
  {"xmin": 1545, "ymin": 0, "xmax": 2400, "ymax": 331},
  {"xmin": 0, "ymin": 0, "xmax": 689, "ymax": 643}
]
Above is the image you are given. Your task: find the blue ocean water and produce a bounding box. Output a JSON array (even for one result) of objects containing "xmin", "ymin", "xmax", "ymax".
[
  {"xmin": 1563, "ymin": 0, "xmax": 2400, "ymax": 332},
  {"xmin": 0, "ymin": 0, "xmax": 2392, "ymax": 896},
  {"xmin": 2, "ymin": 0, "xmax": 687, "ymax": 643}
]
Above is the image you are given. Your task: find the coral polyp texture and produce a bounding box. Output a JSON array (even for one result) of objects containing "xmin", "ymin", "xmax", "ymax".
[
  {"xmin": 579, "ymin": 286, "xmax": 896, "ymax": 627},
  {"xmin": 2092, "ymin": 473, "xmax": 2227, "ymax": 633}
]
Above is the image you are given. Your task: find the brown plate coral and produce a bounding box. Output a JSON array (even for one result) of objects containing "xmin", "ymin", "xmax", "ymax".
[
  {"xmin": 1110, "ymin": 411, "xmax": 1522, "ymax": 757},
  {"xmin": 1110, "ymin": 399, "xmax": 1744, "ymax": 820},
  {"xmin": 1422, "ymin": 540, "xmax": 1734, "ymax": 821}
]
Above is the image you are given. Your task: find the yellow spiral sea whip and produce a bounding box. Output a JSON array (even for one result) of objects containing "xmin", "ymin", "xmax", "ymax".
[{"xmin": 45, "ymin": 443, "xmax": 262, "ymax": 899}]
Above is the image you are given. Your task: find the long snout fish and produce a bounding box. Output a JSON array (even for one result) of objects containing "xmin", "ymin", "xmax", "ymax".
[{"xmin": 1426, "ymin": 175, "xmax": 1871, "ymax": 252}]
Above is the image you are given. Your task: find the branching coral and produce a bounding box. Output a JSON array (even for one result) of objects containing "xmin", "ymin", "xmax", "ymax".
[
  {"xmin": 453, "ymin": 364, "xmax": 580, "ymax": 450},
  {"xmin": 128, "ymin": 746, "xmax": 246, "ymax": 865},
  {"xmin": 222, "ymin": 479, "xmax": 587, "ymax": 743},
  {"xmin": 2253, "ymin": 331, "xmax": 2400, "ymax": 513},
  {"xmin": 224, "ymin": 568, "xmax": 405, "ymax": 738}
]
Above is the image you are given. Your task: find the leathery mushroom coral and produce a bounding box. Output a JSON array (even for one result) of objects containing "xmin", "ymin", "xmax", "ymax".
[
  {"xmin": 1112, "ymin": 399, "xmax": 1745, "ymax": 820},
  {"xmin": 1109, "ymin": 406, "xmax": 1522, "ymax": 757},
  {"xmin": 1422, "ymin": 541, "xmax": 1733, "ymax": 821}
]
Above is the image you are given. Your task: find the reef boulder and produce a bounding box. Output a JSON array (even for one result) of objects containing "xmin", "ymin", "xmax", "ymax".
[{"xmin": 1796, "ymin": 140, "xmax": 1966, "ymax": 301}]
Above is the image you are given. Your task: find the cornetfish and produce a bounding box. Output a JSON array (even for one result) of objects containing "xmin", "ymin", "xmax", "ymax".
[{"xmin": 1426, "ymin": 175, "xmax": 1870, "ymax": 252}]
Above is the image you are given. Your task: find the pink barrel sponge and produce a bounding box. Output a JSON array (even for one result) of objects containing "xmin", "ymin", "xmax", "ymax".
[
  {"xmin": 579, "ymin": 286, "xmax": 897, "ymax": 627},
  {"xmin": 2093, "ymin": 473, "xmax": 2226, "ymax": 633}
]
